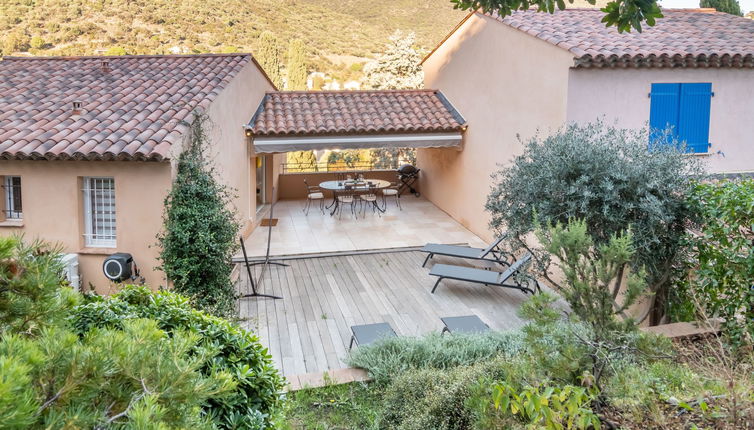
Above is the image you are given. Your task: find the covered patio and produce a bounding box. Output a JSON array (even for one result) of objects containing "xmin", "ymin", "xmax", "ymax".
[
  {"xmin": 241, "ymin": 195, "xmax": 487, "ymax": 257},
  {"xmin": 241, "ymin": 88, "xmax": 473, "ymax": 258},
  {"xmin": 235, "ymin": 88, "xmax": 544, "ymax": 379}
]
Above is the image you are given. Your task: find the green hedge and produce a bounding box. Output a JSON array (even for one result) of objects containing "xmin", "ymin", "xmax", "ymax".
[{"xmin": 70, "ymin": 285, "xmax": 284, "ymax": 429}]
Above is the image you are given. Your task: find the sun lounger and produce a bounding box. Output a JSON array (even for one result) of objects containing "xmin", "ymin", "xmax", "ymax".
[
  {"xmin": 428, "ymin": 253, "xmax": 537, "ymax": 295},
  {"xmin": 440, "ymin": 315, "xmax": 490, "ymax": 335},
  {"xmin": 420, "ymin": 235, "xmax": 508, "ymax": 267},
  {"xmin": 349, "ymin": 322, "xmax": 397, "ymax": 350}
]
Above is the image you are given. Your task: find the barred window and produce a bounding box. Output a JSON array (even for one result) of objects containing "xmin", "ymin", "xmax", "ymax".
[
  {"xmin": 3, "ymin": 176, "xmax": 22, "ymax": 219},
  {"xmin": 83, "ymin": 177, "xmax": 116, "ymax": 247}
]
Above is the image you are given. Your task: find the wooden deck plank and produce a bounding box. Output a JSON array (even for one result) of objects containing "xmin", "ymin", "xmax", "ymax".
[
  {"xmin": 237, "ymin": 249, "xmax": 543, "ymax": 377},
  {"xmin": 296, "ymin": 257, "xmax": 338, "ymax": 371},
  {"xmin": 304, "ymin": 257, "xmax": 352, "ymax": 354},
  {"xmin": 277, "ymin": 262, "xmax": 304, "ymax": 375}
]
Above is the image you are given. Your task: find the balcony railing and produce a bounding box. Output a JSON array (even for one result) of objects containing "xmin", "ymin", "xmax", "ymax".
[{"xmin": 281, "ymin": 161, "xmax": 402, "ymax": 174}]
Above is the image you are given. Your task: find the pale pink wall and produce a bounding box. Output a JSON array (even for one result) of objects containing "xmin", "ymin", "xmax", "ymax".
[
  {"xmin": 204, "ymin": 60, "xmax": 275, "ymax": 234},
  {"xmin": 0, "ymin": 160, "xmax": 171, "ymax": 293},
  {"xmin": 0, "ymin": 59, "xmax": 274, "ymax": 293},
  {"xmin": 419, "ymin": 14, "xmax": 575, "ymax": 241},
  {"xmin": 277, "ymin": 170, "xmax": 399, "ymax": 199},
  {"xmin": 566, "ymin": 68, "xmax": 754, "ymax": 174}
]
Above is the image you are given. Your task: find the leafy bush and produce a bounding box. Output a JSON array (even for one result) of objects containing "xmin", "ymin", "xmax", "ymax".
[
  {"xmin": 486, "ymin": 121, "xmax": 703, "ymax": 323},
  {"xmin": 679, "ymin": 179, "xmax": 754, "ymax": 349},
  {"xmin": 0, "ymin": 319, "xmax": 234, "ymax": 428},
  {"xmin": 379, "ymin": 358, "xmax": 510, "ymax": 430},
  {"xmin": 488, "ymin": 382, "xmax": 601, "ymax": 430},
  {"xmin": 158, "ymin": 113, "xmax": 240, "ymax": 318},
  {"xmin": 347, "ymin": 331, "xmax": 524, "ymax": 384},
  {"xmin": 70, "ymin": 285, "xmax": 285, "ymax": 429}
]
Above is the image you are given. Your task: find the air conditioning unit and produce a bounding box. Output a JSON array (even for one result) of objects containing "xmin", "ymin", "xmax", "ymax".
[
  {"xmin": 103, "ymin": 253, "xmax": 133, "ymax": 282},
  {"xmin": 59, "ymin": 253, "xmax": 81, "ymax": 291}
]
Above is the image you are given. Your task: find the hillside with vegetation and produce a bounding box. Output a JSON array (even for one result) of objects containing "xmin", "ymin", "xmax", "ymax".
[{"xmin": 0, "ymin": 0, "xmax": 466, "ymax": 72}]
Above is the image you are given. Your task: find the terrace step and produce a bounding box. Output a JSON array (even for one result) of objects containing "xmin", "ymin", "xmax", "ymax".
[
  {"xmin": 286, "ymin": 367, "xmax": 372, "ymax": 392},
  {"xmin": 641, "ymin": 320, "xmax": 721, "ymax": 339}
]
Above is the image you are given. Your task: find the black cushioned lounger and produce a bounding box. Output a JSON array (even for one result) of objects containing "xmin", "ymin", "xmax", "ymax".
[
  {"xmin": 420, "ymin": 235, "xmax": 508, "ymax": 267},
  {"xmin": 349, "ymin": 322, "xmax": 397, "ymax": 350},
  {"xmin": 428, "ymin": 254, "xmax": 537, "ymax": 295}
]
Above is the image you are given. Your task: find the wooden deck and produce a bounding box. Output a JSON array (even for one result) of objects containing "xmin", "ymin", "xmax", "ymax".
[{"xmin": 237, "ymin": 249, "xmax": 540, "ymax": 378}]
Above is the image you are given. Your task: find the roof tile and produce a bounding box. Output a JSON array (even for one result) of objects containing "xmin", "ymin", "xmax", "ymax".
[
  {"xmin": 489, "ymin": 9, "xmax": 754, "ymax": 68},
  {"xmin": 0, "ymin": 54, "xmax": 253, "ymax": 161},
  {"xmin": 249, "ymin": 90, "xmax": 466, "ymax": 137}
]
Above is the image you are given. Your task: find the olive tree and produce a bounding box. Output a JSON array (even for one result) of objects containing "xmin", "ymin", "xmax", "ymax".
[{"xmin": 486, "ymin": 121, "xmax": 704, "ymax": 323}]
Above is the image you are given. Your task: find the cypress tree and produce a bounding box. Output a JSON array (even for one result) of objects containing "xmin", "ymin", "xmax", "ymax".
[
  {"xmin": 256, "ymin": 31, "xmax": 283, "ymax": 88},
  {"xmin": 286, "ymin": 38, "xmax": 308, "ymax": 90}
]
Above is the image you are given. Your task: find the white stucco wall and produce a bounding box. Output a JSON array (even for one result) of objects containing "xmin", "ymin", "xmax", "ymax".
[
  {"xmin": 566, "ymin": 68, "xmax": 754, "ymax": 174},
  {"xmin": 419, "ymin": 13, "xmax": 575, "ymax": 240}
]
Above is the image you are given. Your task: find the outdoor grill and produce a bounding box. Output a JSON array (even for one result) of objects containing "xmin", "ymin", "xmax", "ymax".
[{"xmin": 396, "ymin": 164, "xmax": 420, "ymax": 197}]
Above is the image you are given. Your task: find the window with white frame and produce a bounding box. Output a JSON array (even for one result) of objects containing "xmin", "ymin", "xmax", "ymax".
[
  {"xmin": 3, "ymin": 176, "xmax": 22, "ymax": 219},
  {"xmin": 83, "ymin": 177, "xmax": 116, "ymax": 247}
]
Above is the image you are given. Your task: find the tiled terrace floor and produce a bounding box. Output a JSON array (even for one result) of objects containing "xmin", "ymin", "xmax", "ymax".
[
  {"xmin": 237, "ymin": 250, "xmax": 550, "ymax": 378},
  {"xmin": 240, "ymin": 197, "xmax": 487, "ymax": 258}
]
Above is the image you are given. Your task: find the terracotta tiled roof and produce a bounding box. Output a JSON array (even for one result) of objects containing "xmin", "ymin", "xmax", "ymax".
[
  {"xmin": 0, "ymin": 54, "xmax": 255, "ymax": 161},
  {"xmin": 488, "ymin": 9, "xmax": 754, "ymax": 68},
  {"xmin": 248, "ymin": 90, "xmax": 466, "ymax": 137}
]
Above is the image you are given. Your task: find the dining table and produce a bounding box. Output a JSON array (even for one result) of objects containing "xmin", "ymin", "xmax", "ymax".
[{"xmin": 319, "ymin": 179, "xmax": 391, "ymax": 216}]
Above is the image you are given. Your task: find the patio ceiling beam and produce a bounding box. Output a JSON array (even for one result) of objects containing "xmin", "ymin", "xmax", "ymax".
[{"xmin": 251, "ymin": 132, "xmax": 463, "ymax": 154}]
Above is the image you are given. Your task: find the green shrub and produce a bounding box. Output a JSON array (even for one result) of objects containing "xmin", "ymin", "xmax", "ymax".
[
  {"xmin": 519, "ymin": 291, "xmax": 672, "ymax": 392},
  {"xmin": 604, "ymin": 361, "xmax": 720, "ymax": 413},
  {"xmin": 1, "ymin": 237, "xmax": 279, "ymax": 429},
  {"xmin": 486, "ymin": 121, "xmax": 703, "ymax": 323},
  {"xmin": 678, "ymin": 179, "xmax": 754, "ymax": 350},
  {"xmin": 0, "ymin": 319, "xmax": 234, "ymax": 428},
  {"xmin": 283, "ymin": 381, "xmax": 381, "ymax": 430},
  {"xmin": 70, "ymin": 285, "xmax": 285, "ymax": 429},
  {"xmin": 157, "ymin": 113, "xmax": 240, "ymax": 318},
  {"xmin": 347, "ymin": 331, "xmax": 524, "ymax": 384},
  {"xmin": 379, "ymin": 358, "xmax": 510, "ymax": 430},
  {"xmin": 488, "ymin": 382, "xmax": 601, "ymax": 430},
  {"xmin": 0, "ymin": 236, "xmax": 79, "ymax": 335}
]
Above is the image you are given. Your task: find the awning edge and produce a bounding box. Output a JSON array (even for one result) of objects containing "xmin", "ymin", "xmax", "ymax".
[{"xmin": 252, "ymin": 132, "xmax": 463, "ymax": 154}]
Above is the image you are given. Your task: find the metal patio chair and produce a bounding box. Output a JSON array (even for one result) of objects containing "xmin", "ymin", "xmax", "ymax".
[
  {"xmin": 302, "ymin": 178, "xmax": 324, "ymax": 215},
  {"xmin": 381, "ymin": 181, "xmax": 401, "ymax": 210},
  {"xmin": 336, "ymin": 188, "xmax": 357, "ymax": 219}
]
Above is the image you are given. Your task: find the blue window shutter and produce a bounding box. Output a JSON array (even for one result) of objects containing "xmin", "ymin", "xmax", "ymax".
[
  {"xmin": 678, "ymin": 83, "xmax": 712, "ymax": 154},
  {"xmin": 649, "ymin": 83, "xmax": 681, "ymax": 147}
]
